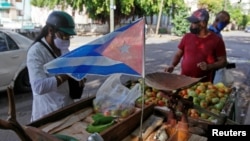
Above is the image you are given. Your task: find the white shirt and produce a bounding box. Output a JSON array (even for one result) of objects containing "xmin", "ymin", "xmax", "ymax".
[{"xmin": 27, "ymin": 38, "xmax": 73, "ymax": 122}]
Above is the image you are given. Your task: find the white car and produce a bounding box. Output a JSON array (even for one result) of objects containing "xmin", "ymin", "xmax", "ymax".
[
  {"xmin": 0, "ymin": 29, "xmax": 33, "ymax": 93},
  {"xmin": 245, "ymin": 26, "xmax": 250, "ymax": 33}
]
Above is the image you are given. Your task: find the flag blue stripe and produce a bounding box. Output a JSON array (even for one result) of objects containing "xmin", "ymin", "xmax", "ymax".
[
  {"xmin": 64, "ymin": 45, "xmax": 101, "ymax": 57},
  {"xmin": 46, "ymin": 63, "xmax": 139, "ymax": 75}
]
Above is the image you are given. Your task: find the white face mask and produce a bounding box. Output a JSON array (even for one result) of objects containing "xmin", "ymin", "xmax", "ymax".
[{"xmin": 54, "ymin": 35, "xmax": 70, "ymax": 55}]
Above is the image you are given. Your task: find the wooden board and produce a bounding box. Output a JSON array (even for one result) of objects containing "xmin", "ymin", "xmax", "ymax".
[{"xmin": 28, "ymin": 96, "xmax": 95, "ymax": 127}]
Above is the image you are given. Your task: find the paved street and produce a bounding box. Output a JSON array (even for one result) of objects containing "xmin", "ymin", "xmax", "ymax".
[{"xmin": 0, "ymin": 30, "xmax": 250, "ymax": 141}]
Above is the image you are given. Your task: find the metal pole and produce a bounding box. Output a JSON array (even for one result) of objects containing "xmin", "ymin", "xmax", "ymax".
[
  {"xmin": 21, "ymin": 0, "xmax": 25, "ymax": 28},
  {"xmin": 156, "ymin": 0, "xmax": 164, "ymax": 35},
  {"xmin": 110, "ymin": 0, "xmax": 115, "ymax": 32}
]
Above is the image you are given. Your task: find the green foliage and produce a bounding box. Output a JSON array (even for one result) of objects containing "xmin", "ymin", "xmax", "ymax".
[
  {"xmin": 83, "ymin": 0, "xmax": 109, "ymax": 23},
  {"xmin": 229, "ymin": 9, "xmax": 243, "ymax": 24},
  {"xmin": 120, "ymin": 0, "xmax": 134, "ymax": 15},
  {"xmin": 135, "ymin": 0, "xmax": 163, "ymax": 16},
  {"xmin": 33, "ymin": 0, "xmax": 238, "ymax": 33},
  {"xmin": 69, "ymin": 0, "xmax": 85, "ymax": 11},
  {"xmin": 30, "ymin": 0, "xmax": 46, "ymax": 7},
  {"xmin": 198, "ymin": 0, "xmax": 249, "ymax": 29},
  {"xmin": 198, "ymin": 0, "xmax": 224, "ymax": 14},
  {"xmin": 171, "ymin": 7, "xmax": 189, "ymax": 36},
  {"xmin": 226, "ymin": 3, "xmax": 245, "ymax": 26},
  {"xmin": 163, "ymin": 0, "xmax": 186, "ymax": 18},
  {"xmin": 30, "ymin": 0, "xmax": 187, "ymax": 27},
  {"xmin": 31, "ymin": 0, "xmax": 72, "ymax": 9},
  {"xmin": 240, "ymin": 14, "xmax": 250, "ymax": 27}
]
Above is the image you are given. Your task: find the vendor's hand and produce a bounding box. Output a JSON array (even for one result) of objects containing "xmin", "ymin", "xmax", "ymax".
[
  {"xmin": 79, "ymin": 78, "xmax": 87, "ymax": 87},
  {"xmin": 60, "ymin": 74, "xmax": 69, "ymax": 80},
  {"xmin": 197, "ymin": 62, "xmax": 208, "ymax": 71},
  {"xmin": 164, "ymin": 65, "xmax": 174, "ymax": 73},
  {"xmin": 56, "ymin": 74, "xmax": 69, "ymax": 85}
]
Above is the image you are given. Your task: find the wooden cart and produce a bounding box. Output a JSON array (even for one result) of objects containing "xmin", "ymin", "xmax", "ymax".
[
  {"xmin": 1, "ymin": 72, "xmax": 237, "ymax": 141},
  {"xmin": 27, "ymin": 96, "xmax": 155, "ymax": 141}
]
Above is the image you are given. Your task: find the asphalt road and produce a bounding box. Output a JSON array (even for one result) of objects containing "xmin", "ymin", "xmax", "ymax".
[{"xmin": 0, "ymin": 30, "xmax": 250, "ymax": 141}]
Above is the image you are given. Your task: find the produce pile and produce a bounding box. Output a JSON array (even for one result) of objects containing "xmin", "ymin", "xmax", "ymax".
[
  {"xmin": 134, "ymin": 79, "xmax": 232, "ymax": 123},
  {"xmin": 92, "ymin": 75, "xmax": 141, "ymax": 119},
  {"xmin": 93, "ymin": 99, "xmax": 135, "ymax": 118},
  {"xmin": 134, "ymin": 79, "xmax": 169, "ymax": 107},
  {"xmin": 179, "ymin": 82, "xmax": 232, "ymax": 122},
  {"xmin": 135, "ymin": 88, "xmax": 169, "ymax": 107}
]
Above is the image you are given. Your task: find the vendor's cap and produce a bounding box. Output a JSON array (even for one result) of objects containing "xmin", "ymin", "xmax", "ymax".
[{"xmin": 187, "ymin": 9, "xmax": 209, "ymax": 23}]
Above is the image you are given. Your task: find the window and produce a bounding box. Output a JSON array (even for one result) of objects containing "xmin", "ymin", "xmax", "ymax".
[
  {"xmin": 6, "ymin": 35, "xmax": 19, "ymax": 50},
  {"xmin": 0, "ymin": 33, "xmax": 7, "ymax": 52}
]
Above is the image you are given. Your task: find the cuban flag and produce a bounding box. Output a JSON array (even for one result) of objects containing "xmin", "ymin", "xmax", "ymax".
[{"xmin": 44, "ymin": 18, "xmax": 145, "ymax": 81}]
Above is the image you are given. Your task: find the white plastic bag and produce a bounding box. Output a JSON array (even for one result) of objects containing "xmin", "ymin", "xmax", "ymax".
[
  {"xmin": 213, "ymin": 68, "xmax": 234, "ymax": 87},
  {"xmin": 93, "ymin": 74, "xmax": 141, "ymax": 117}
]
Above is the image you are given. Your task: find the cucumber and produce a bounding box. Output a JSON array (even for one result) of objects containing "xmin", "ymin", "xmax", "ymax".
[
  {"xmin": 92, "ymin": 114, "xmax": 115, "ymax": 126},
  {"xmin": 86, "ymin": 121, "xmax": 115, "ymax": 133},
  {"xmin": 53, "ymin": 134, "xmax": 78, "ymax": 141}
]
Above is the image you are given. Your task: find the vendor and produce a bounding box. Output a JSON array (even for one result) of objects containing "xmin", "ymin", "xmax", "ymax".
[{"xmin": 164, "ymin": 8, "xmax": 227, "ymax": 82}]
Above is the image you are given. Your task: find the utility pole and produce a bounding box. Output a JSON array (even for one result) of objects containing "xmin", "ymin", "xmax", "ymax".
[
  {"xmin": 21, "ymin": 0, "xmax": 26, "ymax": 28},
  {"xmin": 110, "ymin": 0, "xmax": 116, "ymax": 32},
  {"xmin": 155, "ymin": 0, "xmax": 164, "ymax": 35}
]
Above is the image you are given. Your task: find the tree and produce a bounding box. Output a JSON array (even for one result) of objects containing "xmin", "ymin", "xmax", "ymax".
[
  {"xmin": 241, "ymin": 14, "xmax": 250, "ymax": 28},
  {"xmin": 171, "ymin": 6, "xmax": 189, "ymax": 36},
  {"xmin": 30, "ymin": 0, "xmax": 46, "ymax": 7},
  {"xmin": 198, "ymin": 0, "xmax": 224, "ymax": 14},
  {"xmin": 29, "ymin": 0, "xmax": 191, "ymax": 35},
  {"xmin": 134, "ymin": 0, "xmax": 160, "ymax": 24},
  {"xmin": 223, "ymin": 1, "xmax": 245, "ymax": 29},
  {"xmin": 30, "ymin": 0, "xmax": 161, "ymax": 27}
]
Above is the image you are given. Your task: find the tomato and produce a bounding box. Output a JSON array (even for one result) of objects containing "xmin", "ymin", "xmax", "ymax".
[{"xmin": 157, "ymin": 100, "xmax": 165, "ymax": 106}]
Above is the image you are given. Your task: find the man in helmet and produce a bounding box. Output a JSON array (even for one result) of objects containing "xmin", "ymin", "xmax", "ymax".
[{"xmin": 27, "ymin": 11, "xmax": 85, "ymax": 121}]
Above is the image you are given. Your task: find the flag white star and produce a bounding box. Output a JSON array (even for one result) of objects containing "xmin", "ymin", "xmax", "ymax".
[{"xmin": 120, "ymin": 42, "xmax": 130, "ymax": 53}]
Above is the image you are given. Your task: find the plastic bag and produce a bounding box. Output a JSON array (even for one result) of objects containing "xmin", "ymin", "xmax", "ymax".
[
  {"xmin": 213, "ymin": 68, "xmax": 234, "ymax": 87},
  {"xmin": 93, "ymin": 74, "xmax": 141, "ymax": 118}
]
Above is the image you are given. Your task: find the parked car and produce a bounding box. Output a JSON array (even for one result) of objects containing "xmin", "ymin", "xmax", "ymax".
[
  {"xmin": 0, "ymin": 29, "xmax": 33, "ymax": 93},
  {"xmin": 245, "ymin": 26, "xmax": 250, "ymax": 33}
]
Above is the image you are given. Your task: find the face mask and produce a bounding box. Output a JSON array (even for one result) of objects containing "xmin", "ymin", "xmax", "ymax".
[
  {"xmin": 216, "ymin": 22, "xmax": 228, "ymax": 31},
  {"xmin": 54, "ymin": 35, "xmax": 70, "ymax": 55},
  {"xmin": 208, "ymin": 25, "xmax": 219, "ymax": 34},
  {"xmin": 189, "ymin": 26, "xmax": 200, "ymax": 34}
]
